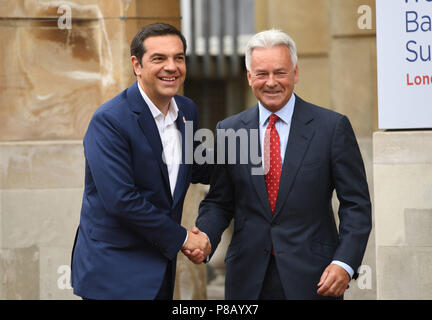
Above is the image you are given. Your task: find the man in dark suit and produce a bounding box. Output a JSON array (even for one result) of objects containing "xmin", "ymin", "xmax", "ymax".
[
  {"xmin": 71, "ymin": 23, "xmax": 211, "ymax": 300},
  {"xmin": 189, "ymin": 29, "xmax": 372, "ymax": 299}
]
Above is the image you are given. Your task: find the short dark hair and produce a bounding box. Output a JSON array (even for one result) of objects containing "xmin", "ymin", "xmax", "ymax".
[{"xmin": 130, "ymin": 22, "xmax": 187, "ymax": 67}]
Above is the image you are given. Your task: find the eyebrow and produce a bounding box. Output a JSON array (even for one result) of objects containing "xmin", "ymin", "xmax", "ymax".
[
  {"xmin": 149, "ymin": 52, "xmax": 185, "ymax": 59},
  {"xmin": 254, "ymin": 67, "xmax": 289, "ymax": 73}
]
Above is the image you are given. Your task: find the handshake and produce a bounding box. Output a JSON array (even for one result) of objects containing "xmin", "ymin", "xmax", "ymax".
[{"xmin": 181, "ymin": 226, "xmax": 211, "ymax": 264}]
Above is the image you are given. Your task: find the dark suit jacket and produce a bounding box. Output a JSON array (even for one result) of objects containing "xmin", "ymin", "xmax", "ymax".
[
  {"xmin": 71, "ymin": 81, "xmax": 209, "ymax": 299},
  {"xmin": 196, "ymin": 95, "xmax": 372, "ymax": 300}
]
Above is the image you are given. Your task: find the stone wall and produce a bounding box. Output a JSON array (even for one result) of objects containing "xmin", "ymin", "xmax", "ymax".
[
  {"xmin": 0, "ymin": 141, "xmax": 84, "ymax": 299},
  {"xmin": 0, "ymin": 0, "xmax": 206, "ymax": 300},
  {"xmin": 374, "ymin": 132, "xmax": 432, "ymax": 299}
]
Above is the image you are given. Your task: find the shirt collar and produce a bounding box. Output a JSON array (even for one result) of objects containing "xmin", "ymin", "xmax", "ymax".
[
  {"xmin": 137, "ymin": 82, "xmax": 179, "ymax": 122},
  {"xmin": 259, "ymin": 93, "xmax": 296, "ymax": 127}
]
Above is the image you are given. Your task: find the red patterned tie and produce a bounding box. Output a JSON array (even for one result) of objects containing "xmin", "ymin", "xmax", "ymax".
[{"xmin": 264, "ymin": 114, "xmax": 281, "ymax": 214}]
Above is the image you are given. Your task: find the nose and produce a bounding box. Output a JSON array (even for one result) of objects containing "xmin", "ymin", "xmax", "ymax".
[
  {"xmin": 164, "ymin": 58, "xmax": 177, "ymax": 72},
  {"xmin": 265, "ymin": 74, "xmax": 277, "ymax": 87}
]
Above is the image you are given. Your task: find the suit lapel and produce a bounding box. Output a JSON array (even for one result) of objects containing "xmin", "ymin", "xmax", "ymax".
[
  {"xmin": 242, "ymin": 106, "xmax": 273, "ymax": 221},
  {"xmin": 272, "ymin": 97, "xmax": 315, "ymax": 219},
  {"xmin": 127, "ymin": 82, "xmax": 171, "ymax": 199},
  {"xmin": 172, "ymin": 106, "xmax": 187, "ymax": 207}
]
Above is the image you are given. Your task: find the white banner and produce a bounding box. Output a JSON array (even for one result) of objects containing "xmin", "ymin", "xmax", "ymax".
[{"xmin": 376, "ymin": 0, "xmax": 432, "ymax": 129}]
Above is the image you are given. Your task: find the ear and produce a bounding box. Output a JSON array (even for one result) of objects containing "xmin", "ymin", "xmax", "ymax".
[
  {"xmin": 247, "ymin": 70, "xmax": 253, "ymax": 86},
  {"xmin": 293, "ymin": 64, "xmax": 299, "ymax": 84},
  {"xmin": 131, "ymin": 56, "xmax": 141, "ymax": 76}
]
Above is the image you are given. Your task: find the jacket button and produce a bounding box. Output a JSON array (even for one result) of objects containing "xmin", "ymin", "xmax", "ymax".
[{"xmin": 264, "ymin": 249, "xmax": 269, "ymax": 255}]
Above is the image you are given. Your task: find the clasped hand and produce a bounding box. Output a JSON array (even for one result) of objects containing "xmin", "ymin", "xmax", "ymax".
[{"xmin": 181, "ymin": 226, "xmax": 211, "ymax": 264}]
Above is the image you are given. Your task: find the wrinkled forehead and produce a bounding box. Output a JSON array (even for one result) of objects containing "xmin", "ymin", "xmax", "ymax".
[{"xmin": 249, "ymin": 45, "xmax": 294, "ymax": 69}]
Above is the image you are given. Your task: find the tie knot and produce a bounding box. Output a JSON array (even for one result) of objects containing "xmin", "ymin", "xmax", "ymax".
[{"xmin": 268, "ymin": 114, "xmax": 279, "ymax": 127}]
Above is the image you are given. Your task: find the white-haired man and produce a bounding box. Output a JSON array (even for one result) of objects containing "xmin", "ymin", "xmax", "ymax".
[{"xmin": 188, "ymin": 29, "xmax": 372, "ymax": 299}]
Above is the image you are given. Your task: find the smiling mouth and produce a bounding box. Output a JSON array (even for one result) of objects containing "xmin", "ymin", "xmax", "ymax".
[
  {"xmin": 264, "ymin": 91, "xmax": 281, "ymax": 95},
  {"xmin": 160, "ymin": 77, "xmax": 177, "ymax": 82}
]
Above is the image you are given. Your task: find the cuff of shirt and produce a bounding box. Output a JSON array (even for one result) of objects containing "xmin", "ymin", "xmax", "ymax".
[
  {"xmin": 201, "ymin": 232, "xmax": 211, "ymax": 263},
  {"xmin": 331, "ymin": 260, "xmax": 354, "ymax": 279},
  {"xmin": 182, "ymin": 230, "xmax": 188, "ymax": 247}
]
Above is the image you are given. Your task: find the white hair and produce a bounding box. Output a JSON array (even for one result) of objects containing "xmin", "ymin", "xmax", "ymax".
[{"xmin": 245, "ymin": 29, "xmax": 298, "ymax": 71}]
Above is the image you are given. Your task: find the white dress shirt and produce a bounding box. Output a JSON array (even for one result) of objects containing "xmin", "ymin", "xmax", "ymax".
[
  {"xmin": 258, "ymin": 93, "xmax": 295, "ymax": 166},
  {"xmin": 137, "ymin": 84, "xmax": 182, "ymax": 197}
]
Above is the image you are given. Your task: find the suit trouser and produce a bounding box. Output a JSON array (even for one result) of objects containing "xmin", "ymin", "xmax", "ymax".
[
  {"xmin": 81, "ymin": 261, "xmax": 173, "ymax": 300},
  {"xmin": 155, "ymin": 261, "xmax": 173, "ymax": 300},
  {"xmin": 80, "ymin": 261, "xmax": 173, "ymax": 300},
  {"xmin": 259, "ymin": 254, "xmax": 286, "ymax": 300}
]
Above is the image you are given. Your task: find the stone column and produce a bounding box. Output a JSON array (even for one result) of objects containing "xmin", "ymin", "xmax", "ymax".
[
  {"xmin": 174, "ymin": 184, "xmax": 208, "ymax": 300},
  {"xmin": 0, "ymin": 0, "xmax": 206, "ymax": 300},
  {"xmin": 373, "ymin": 131, "xmax": 432, "ymax": 299}
]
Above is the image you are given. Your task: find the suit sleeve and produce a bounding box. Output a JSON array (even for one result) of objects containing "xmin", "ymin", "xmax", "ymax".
[
  {"xmin": 84, "ymin": 110, "xmax": 187, "ymax": 260},
  {"xmin": 331, "ymin": 115, "xmax": 372, "ymax": 276},
  {"xmin": 196, "ymin": 122, "xmax": 235, "ymax": 259}
]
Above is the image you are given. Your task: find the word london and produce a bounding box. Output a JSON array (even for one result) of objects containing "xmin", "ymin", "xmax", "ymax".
[{"xmin": 406, "ymin": 73, "xmax": 432, "ymax": 86}]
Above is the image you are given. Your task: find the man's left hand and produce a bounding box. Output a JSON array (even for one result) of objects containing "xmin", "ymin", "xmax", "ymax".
[{"xmin": 317, "ymin": 264, "xmax": 350, "ymax": 297}]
